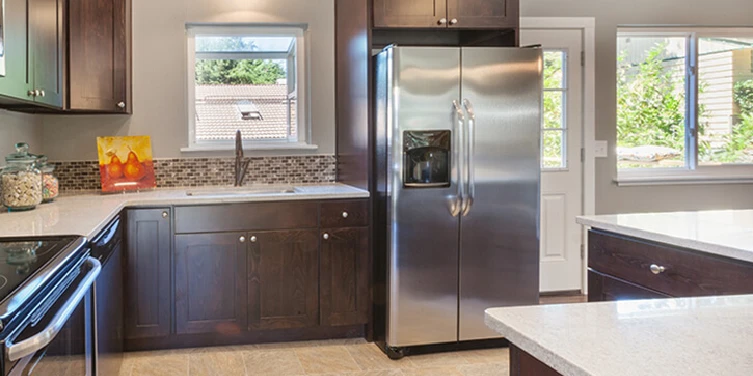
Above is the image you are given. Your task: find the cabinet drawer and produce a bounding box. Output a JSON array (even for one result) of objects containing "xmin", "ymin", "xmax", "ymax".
[
  {"xmin": 320, "ymin": 200, "xmax": 369, "ymax": 228},
  {"xmin": 588, "ymin": 270, "xmax": 669, "ymax": 302},
  {"xmin": 589, "ymin": 230, "xmax": 753, "ymax": 297},
  {"xmin": 175, "ymin": 202, "xmax": 318, "ymax": 233}
]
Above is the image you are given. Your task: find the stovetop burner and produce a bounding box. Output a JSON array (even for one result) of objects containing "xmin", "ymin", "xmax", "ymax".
[{"xmin": 0, "ymin": 235, "xmax": 87, "ymax": 331}]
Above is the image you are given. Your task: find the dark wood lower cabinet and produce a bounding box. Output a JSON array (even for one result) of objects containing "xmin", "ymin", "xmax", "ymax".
[
  {"xmin": 124, "ymin": 209, "xmax": 172, "ymax": 340},
  {"xmin": 175, "ymin": 233, "xmax": 248, "ymax": 335},
  {"xmin": 321, "ymin": 227, "xmax": 369, "ymax": 326},
  {"xmin": 588, "ymin": 270, "xmax": 669, "ymax": 302},
  {"xmin": 248, "ymin": 230, "xmax": 320, "ymax": 330},
  {"xmin": 510, "ymin": 345, "xmax": 562, "ymax": 376}
]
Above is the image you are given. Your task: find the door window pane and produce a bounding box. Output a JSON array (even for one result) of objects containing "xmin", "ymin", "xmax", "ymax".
[
  {"xmin": 697, "ymin": 37, "xmax": 753, "ymax": 165},
  {"xmin": 543, "ymin": 130, "xmax": 564, "ymax": 168},
  {"xmin": 617, "ymin": 36, "xmax": 687, "ymax": 169},
  {"xmin": 542, "ymin": 50, "xmax": 566, "ymax": 169}
]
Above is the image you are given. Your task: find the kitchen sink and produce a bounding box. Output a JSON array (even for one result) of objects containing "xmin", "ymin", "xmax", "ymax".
[{"xmin": 186, "ymin": 186, "xmax": 298, "ymax": 197}]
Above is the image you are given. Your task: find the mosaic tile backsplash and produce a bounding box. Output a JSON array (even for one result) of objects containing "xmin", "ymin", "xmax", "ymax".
[{"xmin": 53, "ymin": 155, "xmax": 336, "ymax": 192}]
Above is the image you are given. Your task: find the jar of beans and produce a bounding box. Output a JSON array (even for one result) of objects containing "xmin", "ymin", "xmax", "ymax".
[
  {"xmin": 35, "ymin": 156, "xmax": 59, "ymax": 203},
  {"xmin": 1, "ymin": 143, "xmax": 43, "ymax": 212}
]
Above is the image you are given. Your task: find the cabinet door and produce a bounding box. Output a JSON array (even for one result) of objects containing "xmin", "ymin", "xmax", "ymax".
[
  {"xmin": 125, "ymin": 209, "xmax": 172, "ymax": 339},
  {"xmin": 68, "ymin": 0, "xmax": 130, "ymax": 112},
  {"xmin": 588, "ymin": 270, "xmax": 670, "ymax": 302},
  {"xmin": 175, "ymin": 233, "xmax": 248, "ymax": 335},
  {"xmin": 373, "ymin": 0, "xmax": 447, "ymax": 28},
  {"xmin": 28, "ymin": 0, "xmax": 64, "ymax": 107},
  {"xmin": 320, "ymin": 227, "xmax": 369, "ymax": 326},
  {"xmin": 0, "ymin": 0, "xmax": 32, "ymax": 101},
  {"xmin": 248, "ymin": 230, "xmax": 319, "ymax": 330},
  {"xmin": 447, "ymin": 0, "xmax": 518, "ymax": 29}
]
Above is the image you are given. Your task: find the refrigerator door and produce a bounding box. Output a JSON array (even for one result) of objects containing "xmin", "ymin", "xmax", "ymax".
[
  {"xmin": 458, "ymin": 48, "xmax": 543, "ymax": 341},
  {"xmin": 381, "ymin": 46, "xmax": 463, "ymax": 348}
]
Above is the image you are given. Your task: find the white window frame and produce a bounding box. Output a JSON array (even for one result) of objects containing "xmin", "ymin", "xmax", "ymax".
[
  {"xmin": 616, "ymin": 27, "xmax": 753, "ymax": 186},
  {"xmin": 183, "ymin": 25, "xmax": 316, "ymax": 152},
  {"xmin": 542, "ymin": 48, "xmax": 569, "ymax": 171}
]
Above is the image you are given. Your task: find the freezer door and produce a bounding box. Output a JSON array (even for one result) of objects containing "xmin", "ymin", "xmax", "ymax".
[
  {"xmin": 458, "ymin": 47, "xmax": 542, "ymax": 341},
  {"xmin": 381, "ymin": 47, "xmax": 462, "ymax": 348}
]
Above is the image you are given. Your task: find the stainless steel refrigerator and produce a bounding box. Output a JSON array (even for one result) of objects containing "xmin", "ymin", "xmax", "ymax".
[{"xmin": 374, "ymin": 45, "xmax": 542, "ymax": 353}]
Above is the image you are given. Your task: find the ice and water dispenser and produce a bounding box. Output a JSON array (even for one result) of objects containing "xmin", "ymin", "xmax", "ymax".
[{"xmin": 402, "ymin": 131, "xmax": 451, "ymax": 188}]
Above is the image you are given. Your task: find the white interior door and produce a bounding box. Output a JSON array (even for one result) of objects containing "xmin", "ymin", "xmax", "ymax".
[{"xmin": 521, "ymin": 29, "xmax": 584, "ymax": 293}]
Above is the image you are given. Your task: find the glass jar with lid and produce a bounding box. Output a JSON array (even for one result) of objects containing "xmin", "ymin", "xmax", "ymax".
[
  {"xmin": 35, "ymin": 155, "xmax": 59, "ymax": 203},
  {"xmin": 1, "ymin": 143, "xmax": 43, "ymax": 211}
]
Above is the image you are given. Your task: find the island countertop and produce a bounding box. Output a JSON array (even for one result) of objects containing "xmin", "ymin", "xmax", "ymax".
[
  {"xmin": 0, "ymin": 184, "xmax": 369, "ymax": 239},
  {"xmin": 577, "ymin": 210, "xmax": 753, "ymax": 263},
  {"xmin": 486, "ymin": 295, "xmax": 753, "ymax": 376}
]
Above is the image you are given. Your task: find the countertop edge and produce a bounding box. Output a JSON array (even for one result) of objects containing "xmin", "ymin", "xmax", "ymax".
[
  {"xmin": 575, "ymin": 216, "xmax": 753, "ymax": 264},
  {"xmin": 485, "ymin": 311, "xmax": 590, "ymax": 376}
]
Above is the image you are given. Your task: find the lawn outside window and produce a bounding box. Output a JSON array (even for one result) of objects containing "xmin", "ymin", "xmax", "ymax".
[
  {"xmin": 616, "ymin": 28, "xmax": 753, "ymax": 185},
  {"xmin": 183, "ymin": 25, "xmax": 315, "ymax": 152}
]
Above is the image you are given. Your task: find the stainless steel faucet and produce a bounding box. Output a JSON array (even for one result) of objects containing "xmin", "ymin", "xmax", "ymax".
[{"xmin": 234, "ymin": 130, "xmax": 250, "ymax": 187}]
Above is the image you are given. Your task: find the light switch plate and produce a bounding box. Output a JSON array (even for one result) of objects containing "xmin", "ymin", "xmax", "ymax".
[{"xmin": 594, "ymin": 140, "xmax": 608, "ymax": 158}]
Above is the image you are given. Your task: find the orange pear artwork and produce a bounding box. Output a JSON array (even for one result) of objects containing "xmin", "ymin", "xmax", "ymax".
[{"xmin": 97, "ymin": 136, "xmax": 156, "ymax": 192}]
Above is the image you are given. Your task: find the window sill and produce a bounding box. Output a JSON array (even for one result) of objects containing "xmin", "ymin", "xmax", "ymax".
[
  {"xmin": 615, "ymin": 167, "xmax": 753, "ymax": 186},
  {"xmin": 181, "ymin": 142, "xmax": 319, "ymax": 153}
]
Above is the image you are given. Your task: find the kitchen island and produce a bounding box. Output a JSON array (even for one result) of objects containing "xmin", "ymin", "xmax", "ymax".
[{"xmin": 485, "ymin": 294, "xmax": 753, "ymax": 376}]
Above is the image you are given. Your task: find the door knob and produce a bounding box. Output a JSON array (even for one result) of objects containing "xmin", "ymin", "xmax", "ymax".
[
  {"xmin": 161, "ymin": 211, "xmax": 169, "ymax": 218},
  {"xmin": 449, "ymin": 18, "xmax": 458, "ymax": 25},
  {"xmin": 323, "ymin": 233, "xmax": 330, "ymax": 240},
  {"xmin": 438, "ymin": 18, "xmax": 447, "ymax": 25},
  {"xmin": 342, "ymin": 211, "xmax": 349, "ymax": 218},
  {"xmin": 649, "ymin": 264, "xmax": 666, "ymax": 274},
  {"xmin": 117, "ymin": 101, "xmax": 126, "ymax": 109}
]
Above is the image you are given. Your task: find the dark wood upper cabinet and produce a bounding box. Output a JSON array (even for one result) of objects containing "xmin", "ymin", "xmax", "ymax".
[
  {"xmin": 373, "ymin": 0, "xmax": 448, "ymax": 28},
  {"xmin": 68, "ymin": 0, "xmax": 131, "ymax": 112},
  {"xmin": 320, "ymin": 227, "xmax": 369, "ymax": 327},
  {"xmin": 27, "ymin": 0, "xmax": 64, "ymax": 107},
  {"xmin": 447, "ymin": 0, "xmax": 518, "ymax": 29},
  {"xmin": 175, "ymin": 233, "xmax": 248, "ymax": 335},
  {"xmin": 374, "ymin": 0, "xmax": 517, "ymax": 29},
  {"xmin": 248, "ymin": 230, "xmax": 319, "ymax": 331},
  {"xmin": 124, "ymin": 208, "xmax": 172, "ymax": 340}
]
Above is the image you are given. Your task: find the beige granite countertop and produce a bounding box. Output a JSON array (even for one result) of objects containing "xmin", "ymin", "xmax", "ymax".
[
  {"xmin": 486, "ymin": 295, "xmax": 753, "ymax": 376},
  {"xmin": 577, "ymin": 210, "xmax": 753, "ymax": 263},
  {"xmin": 0, "ymin": 184, "xmax": 369, "ymax": 239}
]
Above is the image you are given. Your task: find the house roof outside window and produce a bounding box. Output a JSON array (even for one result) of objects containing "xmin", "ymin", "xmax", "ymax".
[{"xmin": 195, "ymin": 84, "xmax": 296, "ymax": 141}]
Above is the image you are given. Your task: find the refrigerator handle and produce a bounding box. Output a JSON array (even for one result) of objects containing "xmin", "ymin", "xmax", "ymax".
[
  {"xmin": 462, "ymin": 99, "xmax": 476, "ymax": 216},
  {"xmin": 451, "ymin": 100, "xmax": 465, "ymax": 217}
]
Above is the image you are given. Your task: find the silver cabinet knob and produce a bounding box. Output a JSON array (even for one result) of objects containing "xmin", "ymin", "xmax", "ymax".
[
  {"xmin": 342, "ymin": 211, "xmax": 349, "ymax": 218},
  {"xmin": 449, "ymin": 18, "xmax": 458, "ymax": 25},
  {"xmin": 650, "ymin": 264, "xmax": 666, "ymax": 274},
  {"xmin": 117, "ymin": 101, "xmax": 126, "ymax": 109},
  {"xmin": 33, "ymin": 90, "xmax": 41, "ymax": 97},
  {"xmin": 161, "ymin": 211, "xmax": 169, "ymax": 218},
  {"xmin": 27, "ymin": 90, "xmax": 35, "ymax": 97},
  {"xmin": 323, "ymin": 233, "xmax": 329, "ymax": 240},
  {"xmin": 39, "ymin": 90, "xmax": 45, "ymax": 97},
  {"xmin": 250, "ymin": 236, "xmax": 257, "ymax": 243},
  {"xmin": 239, "ymin": 236, "xmax": 246, "ymax": 243},
  {"xmin": 438, "ymin": 18, "xmax": 447, "ymax": 25}
]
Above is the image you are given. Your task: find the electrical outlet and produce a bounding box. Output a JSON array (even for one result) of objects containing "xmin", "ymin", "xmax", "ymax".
[{"xmin": 594, "ymin": 140, "xmax": 608, "ymax": 158}]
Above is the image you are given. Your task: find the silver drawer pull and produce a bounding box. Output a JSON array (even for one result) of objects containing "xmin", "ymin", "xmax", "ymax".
[
  {"xmin": 250, "ymin": 236, "xmax": 257, "ymax": 243},
  {"xmin": 239, "ymin": 236, "xmax": 246, "ymax": 243},
  {"xmin": 342, "ymin": 211, "xmax": 349, "ymax": 218},
  {"xmin": 650, "ymin": 264, "xmax": 666, "ymax": 275}
]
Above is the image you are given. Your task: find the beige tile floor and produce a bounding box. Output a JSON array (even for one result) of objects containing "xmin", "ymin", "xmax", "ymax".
[{"xmin": 119, "ymin": 338, "xmax": 510, "ymax": 376}]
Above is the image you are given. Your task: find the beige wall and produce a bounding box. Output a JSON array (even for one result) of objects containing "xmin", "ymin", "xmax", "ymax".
[
  {"xmin": 522, "ymin": 0, "xmax": 753, "ymax": 214},
  {"xmin": 0, "ymin": 111, "xmax": 43, "ymax": 157},
  {"xmin": 41, "ymin": 0, "xmax": 335, "ymax": 161}
]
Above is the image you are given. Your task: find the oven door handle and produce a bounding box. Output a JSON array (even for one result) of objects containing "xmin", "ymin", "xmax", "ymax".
[{"xmin": 7, "ymin": 257, "xmax": 101, "ymax": 362}]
